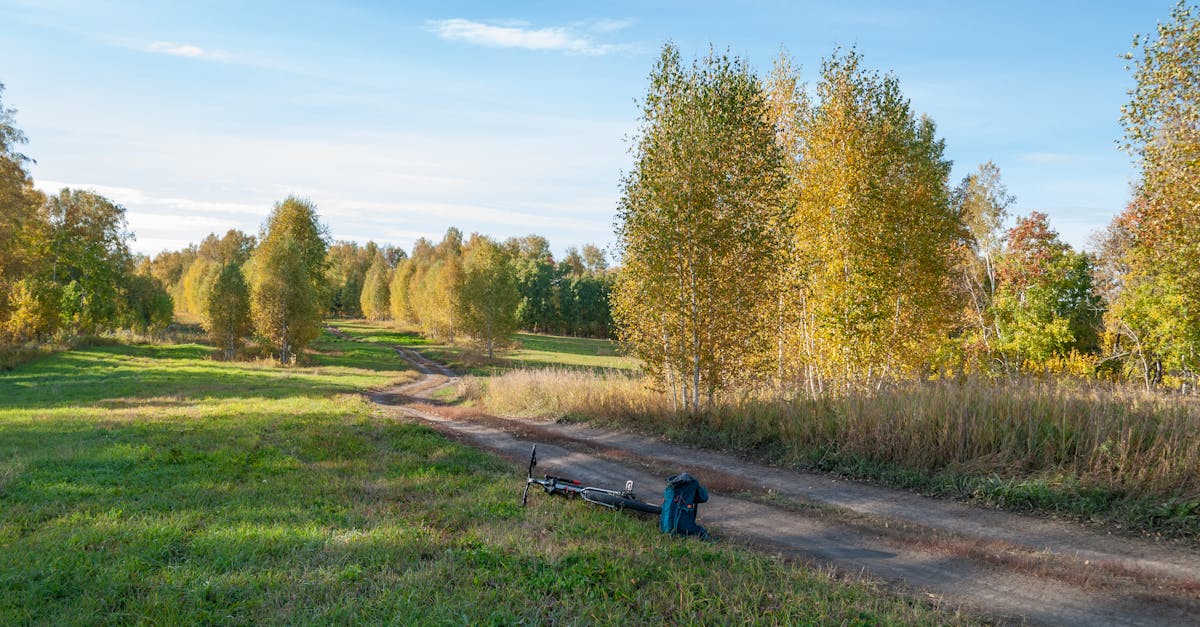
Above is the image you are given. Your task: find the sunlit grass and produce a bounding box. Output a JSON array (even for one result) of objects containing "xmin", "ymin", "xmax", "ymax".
[
  {"xmin": 336, "ymin": 320, "xmax": 640, "ymax": 375},
  {"xmin": 0, "ymin": 327, "xmax": 967, "ymax": 624}
]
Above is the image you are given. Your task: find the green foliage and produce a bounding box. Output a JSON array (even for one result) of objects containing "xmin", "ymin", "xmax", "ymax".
[
  {"xmin": 42, "ymin": 188, "xmax": 133, "ymax": 334},
  {"xmin": 326, "ymin": 240, "xmax": 377, "ymax": 318},
  {"xmin": 456, "ymin": 235, "xmax": 519, "ymax": 358},
  {"xmin": 204, "ymin": 262, "xmax": 251, "ymax": 359},
  {"xmin": 1106, "ymin": 3, "xmax": 1200, "ymax": 388},
  {"xmin": 248, "ymin": 197, "xmax": 330, "ymax": 364},
  {"xmin": 991, "ymin": 213, "xmax": 1103, "ymax": 372},
  {"xmin": 120, "ymin": 272, "xmax": 174, "ymax": 334}
]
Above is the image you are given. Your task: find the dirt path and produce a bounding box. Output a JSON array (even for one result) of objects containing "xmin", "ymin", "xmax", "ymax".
[{"xmin": 369, "ymin": 346, "xmax": 1200, "ymax": 626}]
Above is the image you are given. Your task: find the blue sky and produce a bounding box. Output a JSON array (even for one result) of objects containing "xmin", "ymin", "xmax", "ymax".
[{"xmin": 0, "ymin": 0, "xmax": 1175, "ymax": 257}]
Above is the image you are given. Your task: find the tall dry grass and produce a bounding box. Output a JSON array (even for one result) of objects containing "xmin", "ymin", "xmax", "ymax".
[{"xmin": 461, "ymin": 369, "xmax": 1200, "ymax": 506}]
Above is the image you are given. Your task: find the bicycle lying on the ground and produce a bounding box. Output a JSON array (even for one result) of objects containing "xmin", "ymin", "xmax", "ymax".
[{"xmin": 520, "ymin": 445, "xmax": 662, "ymax": 515}]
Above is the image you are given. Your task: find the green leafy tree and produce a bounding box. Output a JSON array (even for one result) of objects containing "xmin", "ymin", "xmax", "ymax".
[
  {"xmin": 120, "ymin": 273, "xmax": 173, "ymax": 334},
  {"xmin": 326, "ymin": 241, "xmax": 375, "ymax": 317},
  {"xmin": 581, "ymin": 244, "xmax": 608, "ymax": 275},
  {"xmin": 42, "ymin": 189, "xmax": 133, "ymax": 334},
  {"xmin": 457, "ymin": 234, "xmax": 519, "ymax": 358},
  {"xmin": 205, "ymin": 262, "xmax": 251, "ymax": 360},
  {"xmin": 1109, "ymin": 2, "xmax": 1200, "ymax": 385},
  {"xmin": 614, "ymin": 44, "xmax": 785, "ymax": 411},
  {"xmin": 248, "ymin": 196, "xmax": 329, "ymax": 364},
  {"xmin": 991, "ymin": 213, "xmax": 1102, "ymax": 372}
]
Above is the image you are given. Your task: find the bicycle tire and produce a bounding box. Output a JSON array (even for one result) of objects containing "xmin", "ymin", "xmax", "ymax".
[{"xmin": 581, "ymin": 488, "xmax": 662, "ymax": 515}]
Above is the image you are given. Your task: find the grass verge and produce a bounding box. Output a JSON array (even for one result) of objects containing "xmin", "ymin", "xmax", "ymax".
[{"xmin": 0, "ymin": 328, "xmax": 968, "ymax": 624}]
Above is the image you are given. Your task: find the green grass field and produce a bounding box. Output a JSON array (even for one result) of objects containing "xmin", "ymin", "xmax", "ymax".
[
  {"xmin": 0, "ymin": 328, "xmax": 966, "ymax": 624},
  {"xmin": 338, "ymin": 320, "xmax": 640, "ymax": 375}
]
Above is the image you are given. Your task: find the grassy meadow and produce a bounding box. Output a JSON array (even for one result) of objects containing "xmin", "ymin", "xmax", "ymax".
[
  {"xmin": 0, "ymin": 327, "xmax": 965, "ymax": 624},
  {"xmin": 343, "ymin": 320, "xmax": 639, "ymax": 376}
]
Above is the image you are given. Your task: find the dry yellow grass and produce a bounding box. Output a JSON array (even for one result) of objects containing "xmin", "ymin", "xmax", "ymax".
[{"xmin": 463, "ymin": 369, "xmax": 1200, "ymax": 516}]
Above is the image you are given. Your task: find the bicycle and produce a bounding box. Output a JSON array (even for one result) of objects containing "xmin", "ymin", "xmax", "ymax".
[{"xmin": 520, "ymin": 445, "xmax": 662, "ymax": 515}]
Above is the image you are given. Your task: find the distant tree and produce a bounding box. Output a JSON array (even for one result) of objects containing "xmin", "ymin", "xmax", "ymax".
[
  {"xmin": 42, "ymin": 189, "xmax": 133, "ymax": 334},
  {"xmin": 404, "ymin": 228, "xmax": 463, "ymax": 341},
  {"xmin": 205, "ymin": 262, "xmax": 251, "ymax": 360},
  {"xmin": 179, "ymin": 257, "xmax": 221, "ymax": 317},
  {"xmin": 507, "ymin": 237, "xmax": 558, "ymax": 333},
  {"xmin": 952, "ymin": 161, "xmax": 1015, "ymax": 369},
  {"xmin": 326, "ymin": 241, "xmax": 372, "ymax": 318},
  {"xmin": 581, "ymin": 244, "xmax": 608, "ymax": 275},
  {"xmin": 614, "ymin": 44, "xmax": 785, "ymax": 411},
  {"xmin": 120, "ymin": 272, "xmax": 173, "ymax": 334},
  {"xmin": 559, "ymin": 246, "xmax": 586, "ymax": 277},
  {"xmin": 389, "ymin": 257, "xmax": 418, "ymax": 324},
  {"xmin": 359, "ymin": 252, "xmax": 392, "ymax": 321},
  {"xmin": 991, "ymin": 213, "xmax": 1102, "ymax": 372},
  {"xmin": 457, "ymin": 234, "xmax": 519, "ymax": 358},
  {"xmin": 380, "ymin": 244, "xmax": 407, "ymax": 267},
  {"xmin": 248, "ymin": 196, "xmax": 329, "ymax": 364}
]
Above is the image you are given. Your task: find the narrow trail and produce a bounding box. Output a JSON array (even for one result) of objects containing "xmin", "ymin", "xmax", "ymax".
[{"xmin": 362, "ymin": 338, "xmax": 1200, "ymax": 626}]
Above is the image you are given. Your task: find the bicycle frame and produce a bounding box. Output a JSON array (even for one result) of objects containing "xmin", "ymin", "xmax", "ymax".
[{"xmin": 521, "ymin": 445, "xmax": 661, "ymax": 514}]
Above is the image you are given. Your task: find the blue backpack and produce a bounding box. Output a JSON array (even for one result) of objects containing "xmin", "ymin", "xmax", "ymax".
[{"xmin": 661, "ymin": 473, "xmax": 709, "ymax": 538}]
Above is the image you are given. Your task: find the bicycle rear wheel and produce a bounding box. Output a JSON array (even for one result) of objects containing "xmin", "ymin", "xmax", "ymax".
[{"xmin": 581, "ymin": 488, "xmax": 662, "ymax": 514}]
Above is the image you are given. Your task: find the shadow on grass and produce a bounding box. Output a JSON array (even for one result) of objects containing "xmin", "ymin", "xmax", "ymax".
[{"xmin": 0, "ymin": 331, "xmax": 411, "ymax": 411}]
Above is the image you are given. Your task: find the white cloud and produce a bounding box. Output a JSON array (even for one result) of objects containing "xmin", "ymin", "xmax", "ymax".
[
  {"xmin": 36, "ymin": 180, "xmax": 265, "ymax": 216},
  {"xmin": 425, "ymin": 18, "xmax": 628, "ymax": 55},
  {"xmin": 147, "ymin": 41, "xmax": 231, "ymax": 62},
  {"xmin": 587, "ymin": 18, "xmax": 634, "ymax": 33}
]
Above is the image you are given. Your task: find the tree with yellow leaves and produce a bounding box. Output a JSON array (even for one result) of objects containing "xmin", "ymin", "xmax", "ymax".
[{"xmin": 614, "ymin": 44, "xmax": 785, "ymax": 411}]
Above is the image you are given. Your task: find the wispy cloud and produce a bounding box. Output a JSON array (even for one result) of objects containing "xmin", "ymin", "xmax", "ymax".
[
  {"xmin": 1021, "ymin": 151, "xmax": 1081, "ymax": 165},
  {"xmin": 147, "ymin": 41, "xmax": 232, "ymax": 62},
  {"xmin": 425, "ymin": 18, "xmax": 632, "ymax": 55}
]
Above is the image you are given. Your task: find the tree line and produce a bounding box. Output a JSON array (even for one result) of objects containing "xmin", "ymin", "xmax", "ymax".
[
  {"xmin": 1, "ymin": 84, "xmax": 173, "ymax": 362},
  {"xmin": 616, "ymin": 18, "xmax": 1200, "ymax": 410},
  {"xmin": 149, "ymin": 224, "xmax": 614, "ymax": 363}
]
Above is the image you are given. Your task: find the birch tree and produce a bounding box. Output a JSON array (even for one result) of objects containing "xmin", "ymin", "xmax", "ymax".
[
  {"xmin": 457, "ymin": 234, "xmax": 518, "ymax": 358},
  {"xmin": 248, "ymin": 196, "xmax": 329, "ymax": 364},
  {"xmin": 1108, "ymin": 2, "xmax": 1200, "ymax": 385},
  {"xmin": 614, "ymin": 44, "xmax": 785, "ymax": 411},
  {"xmin": 786, "ymin": 49, "xmax": 961, "ymax": 388},
  {"xmin": 205, "ymin": 261, "xmax": 251, "ymax": 360},
  {"xmin": 359, "ymin": 252, "xmax": 391, "ymax": 321}
]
